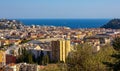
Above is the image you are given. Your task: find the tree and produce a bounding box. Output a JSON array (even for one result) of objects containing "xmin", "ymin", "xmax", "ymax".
[
  {"xmin": 66, "ymin": 43, "xmax": 116, "ymax": 71},
  {"xmin": 32, "ymin": 54, "xmax": 36, "ymax": 63},
  {"xmin": 104, "ymin": 37, "xmax": 120, "ymax": 71},
  {"xmin": 17, "ymin": 48, "xmax": 35, "ymax": 64},
  {"xmin": 42, "ymin": 55, "xmax": 49, "ymax": 65},
  {"xmin": 47, "ymin": 51, "xmax": 51, "ymax": 63},
  {"xmin": 36, "ymin": 50, "xmax": 44, "ymax": 65},
  {"xmin": 113, "ymin": 37, "xmax": 120, "ymax": 51},
  {"xmin": 28, "ymin": 52, "xmax": 33, "ymax": 64}
]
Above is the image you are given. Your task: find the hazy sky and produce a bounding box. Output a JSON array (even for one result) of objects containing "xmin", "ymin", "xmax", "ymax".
[{"xmin": 0, "ymin": 0, "xmax": 120, "ymax": 18}]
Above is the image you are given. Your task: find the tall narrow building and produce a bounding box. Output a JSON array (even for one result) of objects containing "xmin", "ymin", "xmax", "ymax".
[
  {"xmin": 51, "ymin": 37, "xmax": 71, "ymax": 62},
  {"xmin": 0, "ymin": 50, "xmax": 6, "ymax": 67},
  {"xmin": 65, "ymin": 37, "xmax": 71, "ymax": 59}
]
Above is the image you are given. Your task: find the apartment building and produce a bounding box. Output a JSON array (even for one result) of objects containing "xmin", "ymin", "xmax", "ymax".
[{"xmin": 51, "ymin": 37, "xmax": 71, "ymax": 62}]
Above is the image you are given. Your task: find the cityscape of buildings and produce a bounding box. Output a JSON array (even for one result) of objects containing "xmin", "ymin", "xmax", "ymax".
[{"xmin": 0, "ymin": 19, "xmax": 120, "ymax": 71}]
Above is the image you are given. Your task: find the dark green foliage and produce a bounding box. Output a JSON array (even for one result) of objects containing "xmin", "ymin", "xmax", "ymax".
[
  {"xmin": 0, "ymin": 44, "xmax": 13, "ymax": 49},
  {"xmin": 101, "ymin": 19, "xmax": 120, "ymax": 29},
  {"xmin": 66, "ymin": 43, "xmax": 116, "ymax": 71},
  {"xmin": 40, "ymin": 51, "xmax": 44, "ymax": 61},
  {"xmin": 20, "ymin": 39, "xmax": 31, "ymax": 44},
  {"xmin": 17, "ymin": 48, "xmax": 34, "ymax": 64},
  {"xmin": 104, "ymin": 37, "xmax": 120, "ymax": 71},
  {"xmin": 47, "ymin": 51, "xmax": 51, "ymax": 62},
  {"xmin": 17, "ymin": 49, "xmax": 50, "ymax": 65},
  {"xmin": 42, "ymin": 55, "xmax": 49, "ymax": 65},
  {"xmin": 32, "ymin": 54, "xmax": 36, "ymax": 63},
  {"xmin": 38, "ymin": 43, "xmax": 116, "ymax": 71},
  {"xmin": 112, "ymin": 37, "xmax": 120, "ymax": 51},
  {"xmin": 27, "ymin": 52, "xmax": 33, "ymax": 63},
  {"xmin": 37, "ymin": 51, "xmax": 44, "ymax": 65},
  {"xmin": 0, "ymin": 46, "xmax": 4, "ymax": 49}
]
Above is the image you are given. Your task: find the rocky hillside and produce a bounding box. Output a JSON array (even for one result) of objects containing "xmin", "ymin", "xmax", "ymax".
[
  {"xmin": 0, "ymin": 18, "xmax": 24, "ymax": 29},
  {"xmin": 101, "ymin": 19, "xmax": 120, "ymax": 29}
]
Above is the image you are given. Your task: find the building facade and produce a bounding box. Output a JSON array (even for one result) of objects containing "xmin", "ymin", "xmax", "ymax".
[
  {"xmin": 0, "ymin": 50, "xmax": 6, "ymax": 67},
  {"xmin": 51, "ymin": 38, "xmax": 71, "ymax": 62},
  {"xmin": 6, "ymin": 54, "xmax": 16, "ymax": 65}
]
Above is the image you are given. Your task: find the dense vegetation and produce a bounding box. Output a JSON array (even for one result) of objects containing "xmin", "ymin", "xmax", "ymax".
[
  {"xmin": 20, "ymin": 39, "xmax": 31, "ymax": 44},
  {"xmin": 40, "ymin": 43, "xmax": 117, "ymax": 71},
  {"xmin": 66, "ymin": 43, "xmax": 116, "ymax": 71},
  {"xmin": 101, "ymin": 19, "xmax": 120, "ymax": 29},
  {"xmin": 17, "ymin": 48, "xmax": 50, "ymax": 65},
  {"xmin": 104, "ymin": 37, "xmax": 120, "ymax": 71}
]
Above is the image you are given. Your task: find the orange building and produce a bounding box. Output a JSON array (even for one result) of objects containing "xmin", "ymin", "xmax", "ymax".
[{"xmin": 0, "ymin": 51, "xmax": 6, "ymax": 67}]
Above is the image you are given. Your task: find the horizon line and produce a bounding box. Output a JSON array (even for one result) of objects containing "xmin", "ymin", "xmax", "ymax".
[{"xmin": 0, "ymin": 18, "xmax": 114, "ymax": 20}]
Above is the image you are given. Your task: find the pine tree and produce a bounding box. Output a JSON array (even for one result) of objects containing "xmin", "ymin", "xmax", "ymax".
[
  {"xmin": 107, "ymin": 37, "xmax": 120, "ymax": 71},
  {"xmin": 39, "ymin": 50, "xmax": 44, "ymax": 65},
  {"xmin": 28, "ymin": 53, "xmax": 33, "ymax": 64},
  {"xmin": 42, "ymin": 55, "xmax": 49, "ymax": 65},
  {"xmin": 66, "ymin": 43, "xmax": 115, "ymax": 71}
]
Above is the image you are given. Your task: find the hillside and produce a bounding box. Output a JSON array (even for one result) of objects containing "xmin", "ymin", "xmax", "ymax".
[
  {"xmin": 101, "ymin": 19, "xmax": 120, "ymax": 29},
  {"xmin": 0, "ymin": 18, "xmax": 24, "ymax": 29}
]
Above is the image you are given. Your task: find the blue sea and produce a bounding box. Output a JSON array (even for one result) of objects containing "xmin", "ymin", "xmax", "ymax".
[{"xmin": 17, "ymin": 19, "xmax": 110, "ymax": 29}]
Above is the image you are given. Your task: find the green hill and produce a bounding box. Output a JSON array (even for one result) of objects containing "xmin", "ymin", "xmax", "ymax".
[{"xmin": 101, "ymin": 19, "xmax": 120, "ymax": 29}]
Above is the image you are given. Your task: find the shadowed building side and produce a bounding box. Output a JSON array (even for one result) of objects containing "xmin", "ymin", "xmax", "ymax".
[
  {"xmin": 51, "ymin": 40, "xmax": 60, "ymax": 62},
  {"xmin": 51, "ymin": 37, "xmax": 71, "ymax": 63}
]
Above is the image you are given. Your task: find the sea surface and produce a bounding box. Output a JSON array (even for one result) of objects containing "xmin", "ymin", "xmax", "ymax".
[{"xmin": 17, "ymin": 19, "xmax": 110, "ymax": 29}]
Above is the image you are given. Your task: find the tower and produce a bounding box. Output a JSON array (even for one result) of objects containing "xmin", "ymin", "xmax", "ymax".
[
  {"xmin": 65, "ymin": 36, "xmax": 71, "ymax": 58},
  {"xmin": 51, "ymin": 37, "xmax": 71, "ymax": 62}
]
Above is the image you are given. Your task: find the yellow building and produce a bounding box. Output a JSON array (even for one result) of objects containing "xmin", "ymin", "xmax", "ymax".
[
  {"xmin": 0, "ymin": 50, "xmax": 6, "ymax": 67},
  {"xmin": 15, "ymin": 40, "xmax": 22, "ymax": 45},
  {"xmin": 51, "ymin": 37, "xmax": 71, "ymax": 62},
  {"xmin": 4, "ymin": 40, "xmax": 10, "ymax": 45},
  {"xmin": 87, "ymin": 32, "xmax": 93, "ymax": 36}
]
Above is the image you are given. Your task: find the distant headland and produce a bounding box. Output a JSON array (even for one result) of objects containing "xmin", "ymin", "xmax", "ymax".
[
  {"xmin": 0, "ymin": 18, "xmax": 24, "ymax": 29},
  {"xmin": 101, "ymin": 19, "xmax": 120, "ymax": 29}
]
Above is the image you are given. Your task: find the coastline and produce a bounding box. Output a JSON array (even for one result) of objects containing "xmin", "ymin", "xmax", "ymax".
[{"xmin": 14, "ymin": 19, "xmax": 110, "ymax": 29}]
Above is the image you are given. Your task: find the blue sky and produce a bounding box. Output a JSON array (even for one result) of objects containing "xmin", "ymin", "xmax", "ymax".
[{"xmin": 0, "ymin": 0, "xmax": 120, "ymax": 18}]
